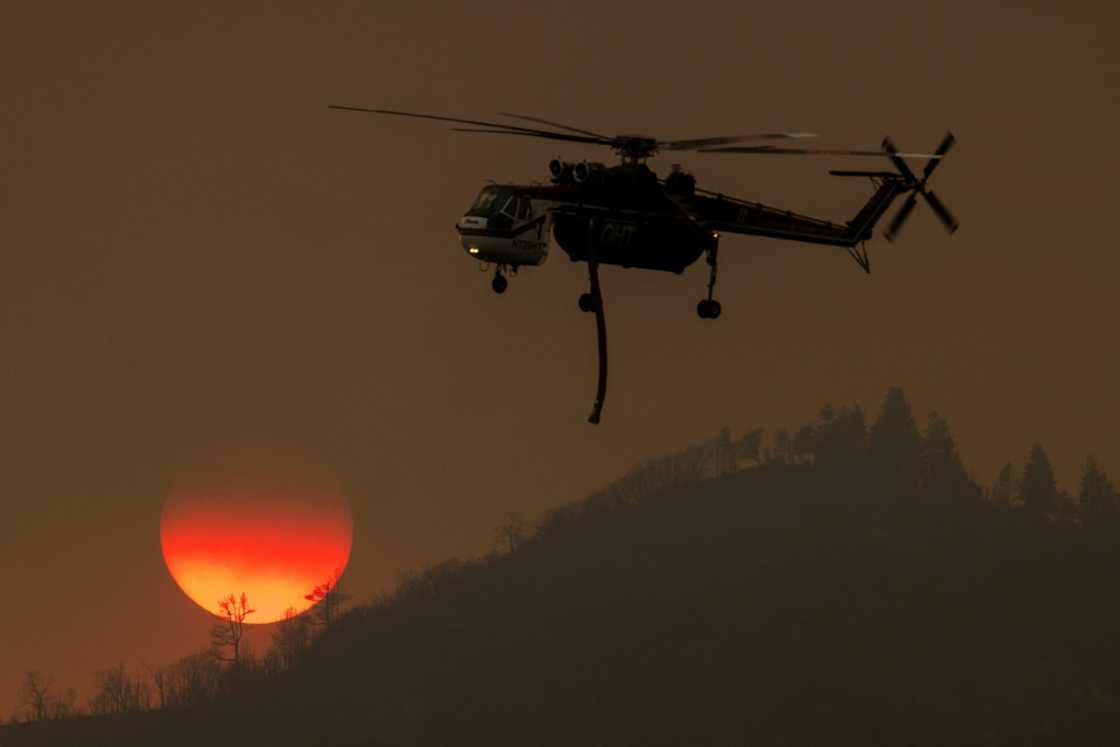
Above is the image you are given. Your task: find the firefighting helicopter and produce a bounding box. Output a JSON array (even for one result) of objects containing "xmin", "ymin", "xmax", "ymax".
[{"xmin": 329, "ymin": 105, "xmax": 958, "ymax": 424}]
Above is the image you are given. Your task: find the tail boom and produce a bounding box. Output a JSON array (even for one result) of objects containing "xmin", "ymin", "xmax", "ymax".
[
  {"xmin": 689, "ymin": 176, "xmax": 909, "ymax": 249},
  {"xmin": 690, "ymin": 131, "xmax": 957, "ymax": 248}
]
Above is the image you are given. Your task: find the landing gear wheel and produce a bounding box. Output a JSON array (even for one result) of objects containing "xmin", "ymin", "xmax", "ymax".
[
  {"xmin": 697, "ymin": 299, "xmax": 722, "ymax": 319},
  {"xmin": 492, "ymin": 273, "xmax": 508, "ymax": 295},
  {"xmin": 578, "ymin": 292, "xmax": 595, "ymax": 313}
]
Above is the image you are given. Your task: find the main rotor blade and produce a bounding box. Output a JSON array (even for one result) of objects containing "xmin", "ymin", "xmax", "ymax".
[
  {"xmin": 700, "ymin": 145, "xmax": 943, "ymax": 158},
  {"xmin": 660, "ymin": 132, "xmax": 818, "ymax": 151},
  {"xmin": 922, "ymin": 131, "xmax": 956, "ymax": 180},
  {"xmin": 885, "ymin": 193, "xmax": 918, "ymax": 242},
  {"xmin": 498, "ymin": 112, "xmax": 609, "ymax": 139},
  {"xmin": 450, "ymin": 127, "xmax": 610, "ymax": 145},
  {"xmin": 829, "ymin": 170, "xmax": 899, "ymax": 178},
  {"xmin": 922, "ymin": 190, "xmax": 960, "ymax": 233},
  {"xmin": 327, "ymin": 105, "xmax": 606, "ymax": 142}
]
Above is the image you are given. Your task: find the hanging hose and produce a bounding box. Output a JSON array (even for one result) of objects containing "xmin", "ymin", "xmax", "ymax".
[{"xmin": 587, "ymin": 259, "xmax": 608, "ymax": 425}]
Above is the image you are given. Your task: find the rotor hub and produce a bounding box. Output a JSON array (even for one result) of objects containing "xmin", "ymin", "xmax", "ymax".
[{"xmin": 612, "ymin": 136, "xmax": 659, "ymax": 162}]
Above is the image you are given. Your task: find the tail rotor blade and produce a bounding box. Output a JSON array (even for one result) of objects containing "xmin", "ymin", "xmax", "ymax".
[
  {"xmin": 922, "ymin": 131, "xmax": 956, "ymax": 180},
  {"xmin": 922, "ymin": 190, "xmax": 960, "ymax": 234},
  {"xmin": 886, "ymin": 193, "xmax": 918, "ymax": 242},
  {"xmin": 882, "ymin": 137, "xmax": 919, "ymax": 183}
]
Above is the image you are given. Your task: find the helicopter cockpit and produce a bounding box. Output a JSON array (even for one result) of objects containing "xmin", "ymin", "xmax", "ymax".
[
  {"xmin": 456, "ymin": 185, "xmax": 548, "ymax": 271},
  {"xmin": 465, "ymin": 186, "xmax": 533, "ymax": 224}
]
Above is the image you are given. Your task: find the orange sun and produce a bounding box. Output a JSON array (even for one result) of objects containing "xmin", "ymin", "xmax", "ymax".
[{"xmin": 160, "ymin": 465, "xmax": 353, "ymax": 624}]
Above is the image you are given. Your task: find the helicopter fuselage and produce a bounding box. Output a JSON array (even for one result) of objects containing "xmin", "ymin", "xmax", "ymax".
[{"xmin": 455, "ymin": 163, "xmax": 718, "ymax": 274}]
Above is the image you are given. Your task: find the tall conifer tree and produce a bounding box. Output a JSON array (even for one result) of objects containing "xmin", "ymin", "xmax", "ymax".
[
  {"xmin": 869, "ymin": 386, "xmax": 922, "ymax": 495},
  {"xmin": 920, "ymin": 411, "xmax": 971, "ymax": 497},
  {"xmin": 1021, "ymin": 442, "xmax": 1060, "ymax": 518},
  {"xmin": 1079, "ymin": 456, "xmax": 1118, "ymax": 522}
]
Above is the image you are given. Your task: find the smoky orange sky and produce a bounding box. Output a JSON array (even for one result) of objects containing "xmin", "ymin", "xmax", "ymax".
[{"xmin": 1, "ymin": 0, "xmax": 1117, "ymax": 717}]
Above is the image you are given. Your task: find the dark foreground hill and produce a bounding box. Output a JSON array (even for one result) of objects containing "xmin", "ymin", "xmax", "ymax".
[{"xmin": 6, "ymin": 423, "xmax": 1120, "ymax": 746}]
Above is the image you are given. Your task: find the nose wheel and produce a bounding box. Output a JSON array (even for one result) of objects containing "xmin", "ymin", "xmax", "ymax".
[
  {"xmin": 578, "ymin": 292, "xmax": 596, "ymax": 313},
  {"xmin": 490, "ymin": 264, "xmax": 518, "ymax": 295},
  {"xmin": 696, "ymin": 243, "xmax": 722, "ymax": 319}
]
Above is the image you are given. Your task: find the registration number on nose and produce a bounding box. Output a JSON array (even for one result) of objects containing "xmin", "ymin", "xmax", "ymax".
[{"xmin": 513, "ymin": 238, "xmax": 547, "ymax": 251}]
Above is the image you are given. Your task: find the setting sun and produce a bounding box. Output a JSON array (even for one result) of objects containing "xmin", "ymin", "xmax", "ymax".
[{"xmin": 160, "ymin": 471, "xmax": 353, "ymax": 624}]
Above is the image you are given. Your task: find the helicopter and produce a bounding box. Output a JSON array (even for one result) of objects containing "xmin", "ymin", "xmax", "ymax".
[{"xmin": 329, "ymin": 105, "xmax": 958, "ymax": 424}]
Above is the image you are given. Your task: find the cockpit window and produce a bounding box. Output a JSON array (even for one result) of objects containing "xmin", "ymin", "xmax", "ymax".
[
  {"xmin": 470, "ymin": 187, "xmax": 502, "ymax": 212},
  {"xmin": 468, "ymin": 187, "xmax": 520, "ymax": 218}
]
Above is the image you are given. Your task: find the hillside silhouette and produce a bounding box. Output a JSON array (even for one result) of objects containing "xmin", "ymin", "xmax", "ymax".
[{"xmin": 5, "ymin": 388, "xmax": 1120, "ymax": 746}]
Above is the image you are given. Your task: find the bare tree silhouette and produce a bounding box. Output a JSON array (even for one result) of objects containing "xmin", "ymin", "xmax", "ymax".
[
  {"xmin": 268, "ymin": 606, "xmax": 311, "ymax": 672},
  {"xmin": 15, "ymin": 671, "xmax": 78, "ymax": 721},
  {"xmin": 210, "ymin": 593, "xmax": 255, "ymax": 668},
  {"xmin": 89, "ymin": 662, "xmax": 150, "ymax": 715},
  {"xmin": 495, "ymin": 511, "xmax": 526, "ymax": 554},
  {"xmin": 151, "ymin": 651, "xmax": 223, "ymax": 709},
  {"xmin": 16, "ymin": 671, "xmax": 53, "ymax": 722},
  {"xmin": 305, "ymin": 571, "xmax": 350, "ymax": 631}
]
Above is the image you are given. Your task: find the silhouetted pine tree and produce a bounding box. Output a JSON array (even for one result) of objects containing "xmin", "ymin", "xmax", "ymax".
[
  {"xmin": 732, "ymin": 427, "xmax": 765, "ymax": 470},
  {"xmin": 919, "ymin": 411, "xmax": 974, "ymax": 500},
  {"xmin": 712, "ymin": 426, "xmax": 735, "ymax": 477},
  {"xmin": 771, "ymin": 427, "xmax": 792, "ymax": 464},
  {"xmin": 1021, "ymin": 442, "xmax": 1060, "ymax": 519},
  {"xmin": 1056, "ymin": 488, "xmax": 1078, "ymax": 523},
  {"xmin": 869, "ymin": 386, "xmax": 922, "ymax": 497},
  {"xmin": 792, "ymin": 424, "xmax": 816, "ymax": 465},
  {"xmin": 1079, "ymin": 456, "xmax": 1118, "ymax": 525},
  {"xmin": 812, "ymin": 404, "xmax": 867, "ymax": 475},
  {"xmin": 991, "ymin": 462, "xmax": 1018, "ymax": 506}
]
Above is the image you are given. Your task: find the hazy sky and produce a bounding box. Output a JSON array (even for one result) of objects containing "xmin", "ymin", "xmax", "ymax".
[{"xmin": 2, "ymin": 1, "xmax": 1117, "ymax": 716}]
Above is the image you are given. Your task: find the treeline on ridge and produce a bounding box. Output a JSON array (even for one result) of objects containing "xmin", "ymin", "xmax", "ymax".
[{"xmin": 5, "ymin": 386, "xmax": 1120, "ymax": 746}]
